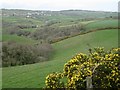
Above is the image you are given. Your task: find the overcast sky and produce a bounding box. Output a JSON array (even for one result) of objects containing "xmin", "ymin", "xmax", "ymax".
[{"xmin": 0, "ymin": 0, "xmax": 119, "ymax": 11}]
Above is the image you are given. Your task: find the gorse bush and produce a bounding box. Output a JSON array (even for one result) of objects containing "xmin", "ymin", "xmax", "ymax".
[
  {"xmin": 45, "ymin": 47, "xmax": 120, "ymax": 89},
  {"xmin": 2, "ymin": 42, "xmax": 53, "ymax": 67},
  {"xmin": 45, "ymin": 72, "xmax": 65, "ymax": 88}
]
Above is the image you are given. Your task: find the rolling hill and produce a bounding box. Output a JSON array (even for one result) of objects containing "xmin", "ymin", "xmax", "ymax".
[
  {"xmin": 2, "ymin": 34, "xmax": 38, "ymax": 44},
  {"xmin": 85, "ymin": 19, "xmax": 118, "ymax": 30},
  {"xmin": 2, "ymin": 9, "xmax": 118, "ymax": 89},
  {"xmin": 2, "ymin": 9, "xmax": 118, "ymax": 29},
  {"xmin": 2, "ymin": 29, "xmax": 118, "ymax": 88}
]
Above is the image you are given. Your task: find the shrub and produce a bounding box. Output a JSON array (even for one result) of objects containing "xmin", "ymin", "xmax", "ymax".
[
  {"xmin": 31, "ymin": 24, "xmax": 85, "ymax": 42},
  {"xmin": 2, "ymin": 42, "xmax": 53, "ymax": 67},
  {"xmin": 45, "ymin": 47, "xmax": 120, "ymax": 89}
]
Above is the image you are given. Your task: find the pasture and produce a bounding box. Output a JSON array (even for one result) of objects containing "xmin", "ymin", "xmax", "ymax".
[
  {"xmin": 2, "ymin": 29, "xmax": 118, "ymax": 88},
  {"xmin": 2, "ymin": 34, "xmax": 38, "ymax": 44}
]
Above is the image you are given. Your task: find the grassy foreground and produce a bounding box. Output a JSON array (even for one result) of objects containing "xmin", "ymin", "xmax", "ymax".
[{"xmin": 2, "ymin": 29, "xmax": 118, "ymax": 88}]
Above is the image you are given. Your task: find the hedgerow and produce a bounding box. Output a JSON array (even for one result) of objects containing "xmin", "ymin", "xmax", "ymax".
[{"xmin": 45, "ymin": 47, "xmax": 120, "ymax": 89}]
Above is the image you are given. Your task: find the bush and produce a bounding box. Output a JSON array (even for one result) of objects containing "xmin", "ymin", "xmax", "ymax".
[
  {"xmin": 31, "ymin": 25, "xmax": 85, "ymax": 43},
  {"xmin": 2, "ymin": 42, "xmax": 53, "ymax": 67},
  {"xmin": 45, "ymin": 47, "xmax": 120, "ymax": 89}
]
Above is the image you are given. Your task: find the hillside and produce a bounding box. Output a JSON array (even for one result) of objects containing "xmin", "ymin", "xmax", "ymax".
[
  {"xmin": 2, "ymin": 29, "xmax": 118, "ymax": 88},
  {"xmin": 2, "ymin": 9, "xmax": 118, "ymax": 88},
  {"xmin": 2, "ymin": 9, "xmax": 117, "ymax": 28},
  {"xmin": 2, "ymin": 34, "xmax": 38, "ymax": 44},
  {"xmin": 2, "ymin": 9, "xmax": 118, "ymax": 29},
  {"xmin": 2, "ymin": 9, "xmax": 117, "ymax": 19},
  {"xmin": 2, "ymin": 9, "xmax": 118, "ymax": 44},
  {"xmin": 85, "ymin": 19, "xmax": 118, "ymax": 30}
]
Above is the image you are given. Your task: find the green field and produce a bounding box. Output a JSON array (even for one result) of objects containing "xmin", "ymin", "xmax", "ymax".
[
  {"xmin": 85, "ymin": 19, "xmax": 118, "ymax": 30},
  {"xmin": 3, "ymin": 17, "xmax": 43, "ymax": 26},
  {"xmin": 50, "ymin": 19, "xmax": 118, "ymax": 32},
  {"xmin": 2, "ymin": 29, "xmax": 118, "ymax": 88},
  {"xmin": 2, "ymin": 34, "xmax": 38, "ymax": 44}
]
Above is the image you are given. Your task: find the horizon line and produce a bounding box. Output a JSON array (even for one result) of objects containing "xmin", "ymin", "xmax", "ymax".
[{"xmin": 1, "ymin": 8, "xmax": 118, "ymax": 12}]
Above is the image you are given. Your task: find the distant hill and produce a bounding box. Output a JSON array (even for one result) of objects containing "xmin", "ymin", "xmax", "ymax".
[
  {"xmin": 2, "ymin": 9, "xmax": 118, "ymax": 21},
  {"xmin": 2, "ymin": 9, "xmax": 118, "ymax": 44}
]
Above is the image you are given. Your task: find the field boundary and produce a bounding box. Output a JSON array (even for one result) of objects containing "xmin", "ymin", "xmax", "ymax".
[{"xmin": 51, "ymin": 27, "xmax": 119, "ymax": 44}]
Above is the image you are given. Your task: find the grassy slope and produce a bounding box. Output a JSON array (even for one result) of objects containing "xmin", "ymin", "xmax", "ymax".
[
  {"xmin": 2, "ymin": 34, "xmax": 38, "ymax": 44},
  {"xmin": 2, "ymin": 29, "xmax": 118, "ymax": 88},
  {"xmin": 50, "ymin": 19, "xmax": 118, "ymax": 31},
  {"xmin": 85, "ymin": 19, "xmax": 118, "ymax": 30},
  {"xmin": 3, "ymin": 17, "xmax": 43, "ymax": 25}
]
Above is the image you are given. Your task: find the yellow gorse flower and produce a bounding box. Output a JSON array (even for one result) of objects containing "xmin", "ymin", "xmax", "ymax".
[{"xmin": 45, "ymin": 47, "xmax": 120, "ymax": 88}]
